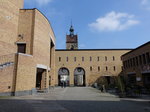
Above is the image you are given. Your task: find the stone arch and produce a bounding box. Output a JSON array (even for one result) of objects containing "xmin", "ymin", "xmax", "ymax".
[
  {"xmin": 74, "ymin": 67, "xmax": 86, "ymax": 86},
  {"xmin": 58, "ymin": 67, "xmax": 70, "ymax": 86}
]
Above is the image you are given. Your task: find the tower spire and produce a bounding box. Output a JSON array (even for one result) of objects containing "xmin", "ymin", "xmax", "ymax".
[{"xmin": 69, "ymin": 20, "xmax": 74, "ymax": 36}]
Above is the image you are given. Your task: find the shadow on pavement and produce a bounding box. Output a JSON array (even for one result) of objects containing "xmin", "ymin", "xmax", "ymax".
[{"xmin": 0, "ymin": 99, "xmax": 149, "ymax": 112}]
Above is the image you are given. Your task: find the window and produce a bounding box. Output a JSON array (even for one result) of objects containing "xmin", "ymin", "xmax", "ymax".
[
  {"xmin": 136, "ymin": 56, "xmax": 139, "ymax": 66},
  {"xmin": 139, "ymin": 55, "xmax": 142, "ymax": 65},
  {"xmin": 133, "ymin": 58, "xmax": 135, "ymax": 67},
  {"xmin": 123, "ymin": 61, "xmax": 126, "ymax": 69},
  {"xmin": 97, "ymin": 57, "xmax": 100, "ymax": 61},
  {"xmin": 82, "ymin": 57, "xmax": 84, "ymax": 62},
  {"xmin": 146, "ymin": 52, "xmax": 150, "ymax": 63},
  {"xmin": 59, "ymin": 57, "xmax": 61, "ymax": 62},
  {"xmin": 125, "ymin": 61, "xmax": 127, "ymax": 68},
  {"xmin": 106, "ymin": 66, "xmax": 108, "ymax": 71},
  {"xmin": 128, "ymin": 60, "xmax": 130, "ymax": 68},
  {"xmin": 130, "ymin": 59, "xmax": 133, "ymax": 67},
  {"xmin": 105, "ymin": 56, "xmax": 107, "ymax": 61},
  {"xmin": 114, "ymin": 66, "xmax": 116, "ymax": 71},
  {"xmin": 90, "ymin": 66, "xmax": 92, "ymax": 71},
  {"xmin": 66, "ymin": 57, "xmax": 68, "ymax": 62},
  {"xmin": 90, "ymin": 57, "xmax": 92, "ymax": 61},
  {"xmin": 113, "ymin": 56, "xmax": 115, "ymax": 61},
  {"xmin": 17, "ymin": 44, "xmax": 26, "ymax": 53},
  {"xmin": 143, "ymin": 54, "xmax": 146, "ymax": 65},
  {"xmin": 74, "ymin": 57, "xmax": 76, "ymax": 62},
  {"xmin": 98, "ymin": 66, "xmax": 100, "ymax": 71}
]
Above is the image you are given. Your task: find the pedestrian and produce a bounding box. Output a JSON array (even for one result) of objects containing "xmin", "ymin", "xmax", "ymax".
[
  {"xmin": 100, "ymin": 85, "xmax": 103, "ymax": 92},
  {"xmin": 64, "ymin": 81, "xmax": 66, "ymax": 88},
  {"xmin": 61, "ymin": 81, "xmax": 64, "ymax": 88}
]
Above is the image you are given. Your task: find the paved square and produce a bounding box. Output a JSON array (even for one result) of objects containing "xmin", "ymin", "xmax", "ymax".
[{"xmin": 0, "ymin": 87, "xmax": 150, "ymax": 112}]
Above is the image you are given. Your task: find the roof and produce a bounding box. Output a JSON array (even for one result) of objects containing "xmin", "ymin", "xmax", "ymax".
[
  {"xmin": 56, "ymin": 49, "xmax": 133, "ymax": 51},
  {"xmin": 122, "ymin": 41, "xmax": 150, "ymax": 57}
]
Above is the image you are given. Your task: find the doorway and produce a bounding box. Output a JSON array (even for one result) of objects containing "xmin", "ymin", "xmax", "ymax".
[{"xmin": 74, "ymin": 67, "xmax": 85, "ymax": 86}]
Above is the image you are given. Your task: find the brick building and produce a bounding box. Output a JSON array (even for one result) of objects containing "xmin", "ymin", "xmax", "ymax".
[
  {"xmin": 0, "ymin": 0, "xmax": 149, "ymax": 96},
  {"xmin": 55, "ymin": 25, "xmax": 131, "ymax": 87},
  {"xmin": 0, "ymin": 0, "xmax": 55, "ymax": 96},
  {"xmin": 121, "ymin": 41, "xmax": 150, "ymax": 88}
]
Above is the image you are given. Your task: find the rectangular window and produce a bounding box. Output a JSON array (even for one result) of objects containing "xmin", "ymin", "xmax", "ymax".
[
  {"xmin": 123, "ymin": 61, "xmax": 125, "ymax": 69},
  {"xmin": 133, "ymin": 58, "xmax": 135, "ymax": 67},
  {"xmin": 105, "ymin": 56, "xmax": 107, "ymax": 61},
  {"xmin": 97, "ymin": 57, "xmax": 100, "ymax": 61},
  {"xmin": 82, "ymin": 57, "xmax": 84, "ymax": 61},
  {"xmin": 130, "ymin": 59, "xmax": 133, "ymax": 67},
  {"xmin": 136, "ymin": 56, "xmax": 139, "ymax": 66},
  {"xmin": 139, "ymin": 55, "xmax": 142, "ymax": 65},
  {"xmin": 128, "ymin": 60, "xmax": 130, "ymax": 68},
  {"xmin": 106, "ymin": 66, "xmax": 108, "ymax": 71},
  {"xmin": 66, "ymin": 57, "xmax": 68, "ymax": 62},
  {"xmin": 123, "ymin": 61, "xmax": 126, "ymax": 69},
  {"xmin": 125, "ymin": 61, "xmax": 127, "ymax": 69},
  {"xmin": 143, "ymin": 54, "xmax": 146, "ymax": 64},
  {"xmin": 59, "ymin": 57, "xmax": 61, "ymax": 62},
  {"xmin": 98, "ymin": 66, "xmax": 100, "ymax": 71},
  {"xmin": 114, "ymin": 66, "xmax": 116, "ymax": 71},
  {"xmin": 113, "ymin": 56, "xmax": 115, "ymax": 61},
  {"xmin": 90, "ymin": 66, "xmax": 92, "ymax": 71},
  {"xmin": 146, "ymin": 52, "xmax": 150, "ymax": 63},
  {"xmin": 17, "ymin": 44, "xmax": 26, "ymax": 53},
  {"xmin": 90, "ymin": 57, "xmax": 92, "ymax": 61},
  {"xmin": 74, "ymin": 57, "xmax": 76, "ymax": 62}
]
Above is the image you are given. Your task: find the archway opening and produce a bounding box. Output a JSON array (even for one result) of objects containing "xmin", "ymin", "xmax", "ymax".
[
  {"xmin": 74, "ymin": 67, "xmax": 85, "ymax": 86},
  {"xmin": 58, "ymin": 67, "xmax": 70, "ymax": 86}
]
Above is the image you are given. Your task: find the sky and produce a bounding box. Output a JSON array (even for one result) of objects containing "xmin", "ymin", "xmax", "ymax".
[{"xmin": 24, "ymin": 0, "xmax": 150, "ymax": 49}]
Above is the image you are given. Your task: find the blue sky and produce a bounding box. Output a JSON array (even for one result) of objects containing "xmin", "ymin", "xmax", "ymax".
[{"xmin": 24, "ymin": 0, "xmax": 150, "ymax": 49}]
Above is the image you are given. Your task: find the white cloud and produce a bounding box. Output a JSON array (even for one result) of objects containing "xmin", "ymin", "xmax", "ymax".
[
  {"xmin": 141, "ymin": 0, "xmax": 150, "ymax": 10},
  {"xmin": 142, "ymin": 0, "xmax": 149, "ymax": 5},
  {"xmin": 35, "ymin": 0, "xmax": 53, "ymax": 6},
  {"xmin": 88, "ymin": 11, "xmax": 139, "ymax": 32}
]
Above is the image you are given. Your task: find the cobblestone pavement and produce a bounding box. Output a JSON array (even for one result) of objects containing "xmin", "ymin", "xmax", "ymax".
[{"xmin": 0, "ymin": 87, "xmax": 150, "ymax": 112}]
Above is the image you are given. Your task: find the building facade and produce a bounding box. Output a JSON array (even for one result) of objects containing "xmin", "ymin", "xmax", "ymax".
[
  {"xmin": 1, "ymin": 0, "xmax": 149, "ymax": 96},
  {"xmin": 55, "ymin": 26, "xmax": 131, "ymax": 87},
  {"xmin": 122, "ymin": 41, "xmax": 150, "ymax": 88},
  {"xmin": 0, "ymin": 0, "xmax": 56, "ymax": 96}
]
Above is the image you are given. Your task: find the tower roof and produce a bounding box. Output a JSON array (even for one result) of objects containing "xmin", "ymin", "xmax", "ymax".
[{"xmin": 70, "ymin": 25, "xmax": 74, "ymax": 32}]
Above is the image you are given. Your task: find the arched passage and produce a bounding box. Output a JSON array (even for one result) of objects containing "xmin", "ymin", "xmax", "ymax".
[
  {"xmin": 74, "ymin": 67, "xmax": 85, "ymax": 86},
  {"xmin": 58, "ymin": 67, "xmax": 70, "ymax": 86}
]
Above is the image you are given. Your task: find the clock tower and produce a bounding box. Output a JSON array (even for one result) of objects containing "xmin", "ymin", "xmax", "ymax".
[{"xmin": 66, "ymin": 25, "xmax": 78, "ymax": 50}]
